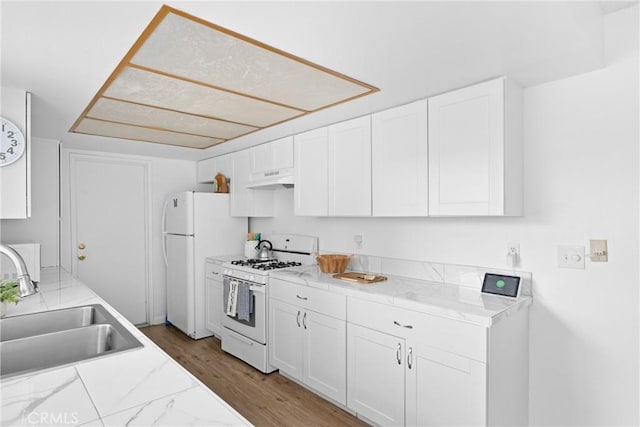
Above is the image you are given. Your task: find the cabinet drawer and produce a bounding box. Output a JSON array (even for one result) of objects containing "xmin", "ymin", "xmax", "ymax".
[
  {"xmin": 205, "ymin": 261, "xmax": 222, "ymax": 280},
  {"xmin": 270, "ymin": 278, "xmax": 346, "ymax": 320},
  {"xmin": 348, "ymin": 297, "xmax": 487, "ymax": 362}
]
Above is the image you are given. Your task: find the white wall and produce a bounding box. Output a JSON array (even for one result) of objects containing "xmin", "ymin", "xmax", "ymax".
[
  {"xmin": 251, "ymin": 7, "xmax": 639, "ymax": 426},
  {"xmin": 59, "ymin": 149, "xmax": 209, "ymax": 325},
  {"xmin": 1, "ymin": 137, "xmax": 60, "ymax": 267}
]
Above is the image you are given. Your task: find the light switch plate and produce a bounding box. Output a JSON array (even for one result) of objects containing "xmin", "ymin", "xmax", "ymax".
[
  {"xmin": 590, "ymin": 239, "xmax": 608, "ymax": 262},
  {"xmin": 558, "ymin": 246, "xmax": 585, "ymax": 269}
]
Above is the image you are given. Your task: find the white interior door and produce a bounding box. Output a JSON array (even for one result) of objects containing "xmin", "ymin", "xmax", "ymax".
[{"xmin": 71, "ymin": 154, "xmax": 149, "ymax": 325}]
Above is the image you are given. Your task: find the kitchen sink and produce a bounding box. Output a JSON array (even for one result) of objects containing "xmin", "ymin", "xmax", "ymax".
[{"xmin": 0, "ymin": 304, "xmax": 143, "ymax": 378}]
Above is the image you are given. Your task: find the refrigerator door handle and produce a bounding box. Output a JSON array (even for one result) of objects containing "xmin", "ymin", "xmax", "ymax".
[
  {"xmin": 162, "ymin": 233, "xmax": 168, "ymax": 266},
  {"xmin": 162, "ymin": 198, "xmax": 169, "ymax": 266}
]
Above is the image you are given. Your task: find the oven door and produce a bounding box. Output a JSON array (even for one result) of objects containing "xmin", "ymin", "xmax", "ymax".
[{"xmin": 221, "ymin": 276, "xmax": 266, "ymax": 344}]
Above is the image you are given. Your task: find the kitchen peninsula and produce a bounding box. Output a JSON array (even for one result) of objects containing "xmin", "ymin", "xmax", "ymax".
[{"xmin": 0, "ymin": 268, "xmax": 250, "ymax": 427}]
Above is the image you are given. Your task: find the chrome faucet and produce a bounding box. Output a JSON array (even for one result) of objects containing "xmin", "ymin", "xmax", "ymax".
[{"xmin": 0, "ymin": 244, "xmax": 37, "ymax": 297}]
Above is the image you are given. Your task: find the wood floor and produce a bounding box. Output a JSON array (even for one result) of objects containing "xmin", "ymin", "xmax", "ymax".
[{"xmin": 140, "ymin": 324, "xmax": 368, "ymax": 427}]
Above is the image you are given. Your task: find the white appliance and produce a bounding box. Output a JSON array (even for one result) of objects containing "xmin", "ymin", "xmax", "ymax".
[
  {"xmin": 221, "ymin": 234, "xmax": 318, "ymax": 373},
  {"xmin": 163, "ymin": 191, "xmax": 247, "ymax": 339}
]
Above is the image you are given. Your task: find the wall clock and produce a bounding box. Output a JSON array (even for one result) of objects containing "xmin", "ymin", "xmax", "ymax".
[{"xmin": 0, "ymin": 116, "xmax": 26, "ymax": 167}]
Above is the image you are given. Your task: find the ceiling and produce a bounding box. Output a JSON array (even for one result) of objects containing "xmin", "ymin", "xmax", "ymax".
[{"xmin": 0, "ymin": 1, "xmax": 633, "ymax": 161}]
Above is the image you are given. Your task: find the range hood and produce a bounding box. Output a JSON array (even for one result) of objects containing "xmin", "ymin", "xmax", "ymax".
[{"xmin": 246, "ymin": 171, "xmax": 294, "ymax": 190}]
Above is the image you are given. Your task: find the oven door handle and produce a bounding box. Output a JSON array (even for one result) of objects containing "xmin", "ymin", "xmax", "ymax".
[{"xmin": 249, "ymin": 285, "xmax": 265, "ymax": 294}]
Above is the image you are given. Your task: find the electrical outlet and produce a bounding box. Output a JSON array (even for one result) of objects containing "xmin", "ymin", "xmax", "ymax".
[
  {"xmin": 507, "ymin": 242, "xmax": 520, "ymax": 267},
  {"xmin": 590, "ymin": 239, "xmax": 608, "ymax": 262},
  {"xmin": 557, "ymin": 246, "xmax": 585, "ymax": 269}
]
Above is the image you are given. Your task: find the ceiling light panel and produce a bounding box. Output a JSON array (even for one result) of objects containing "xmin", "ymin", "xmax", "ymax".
[
  {"xmin": 131, "ymin": 12, "xmax": 374, "ymax": 111},
  {"xmin": 104, "ymin": 67, "xmax": 304, "ymax": 127},
  {"xmin": 71, "ymin": 5, "xmax": 378, "ymax": 149},
  {"xmin": 87, "ymin": 98, "xmax": 257, "ymax": 139},
  {"xmin": 75, "ymin": 118, "xmax": 224, "ymax": 148}
]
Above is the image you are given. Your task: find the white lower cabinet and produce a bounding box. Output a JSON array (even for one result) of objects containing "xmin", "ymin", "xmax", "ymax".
[
  {"xmin": 205, "ymin": 261, "xmax": 223, "ymax": 336},
  {"xmin": 269, "ymin": 278, "xmax": 347, "ymax": 405},
  {"xmin": 347, "ymin": 323, "xmax": 405, "ymax": 425},
  {"xmin": 405, "ymin": 342, "xmax": 486, "ymax": 427},
  {"xmin": 347, "ymin": 322, "xmax": 485, "ymax": 427},
  {"xmin": 347, "ymin": 296, "xmax": 528, "ymax": 427}
]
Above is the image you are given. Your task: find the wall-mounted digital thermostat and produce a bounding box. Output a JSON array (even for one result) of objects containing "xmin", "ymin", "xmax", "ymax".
[{"xmin": 482, "ymin": 273, "xmax": 521, "ymax": 298}]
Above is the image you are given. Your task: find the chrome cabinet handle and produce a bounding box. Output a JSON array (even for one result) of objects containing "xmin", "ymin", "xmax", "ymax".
[
  {"xmin": 303, "ymin": 312, "xmax": 307, "ymax": 329},
  {"xmin": 407, "ymin": 347, "xmax": 413, "ymax": 369},
  {"xmin": 393, "ymin": 320, "xmax": 413, "ymax": 329},
  {"xmin": 296, "ymin": 310, "xmax": 301, "ymax": 327},
  {"xmin": 296, "ymin": 295, "xmax": 308, "ymax": 300},
  {"xmin": 396, "ymin": 343, "xmax": 402, "ymax": 365}
]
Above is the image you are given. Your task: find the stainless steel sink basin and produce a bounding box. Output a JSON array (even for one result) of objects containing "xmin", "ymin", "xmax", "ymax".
[
  {"xmin": 0, "ymin": 304, "xmax": 143, "ymax": 378},
  {"xmin": 1, "ymin": 305, "xmax": 108, "ymax": 341}
]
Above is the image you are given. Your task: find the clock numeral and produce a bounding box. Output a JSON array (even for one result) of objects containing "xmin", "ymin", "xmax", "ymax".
[
  {"xmin": 11, "ymin": 139, "xmax": 18, "ymax": 146},
  {"xmin": 7, "ymin": 147, "xmax": 14, "ymax": 155},
  {"xmin": 0, "ymin": 153, "xmax": 5, "ymax": 161},
  {"xmin": 6, "ymin": 131, "xmax": 14, "ymax": 138}
]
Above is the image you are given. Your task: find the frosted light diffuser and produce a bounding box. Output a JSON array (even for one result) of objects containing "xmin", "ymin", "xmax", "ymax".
[{"xmin": 71, "ymin": 5, "xmax": 378, "ymax": 149}]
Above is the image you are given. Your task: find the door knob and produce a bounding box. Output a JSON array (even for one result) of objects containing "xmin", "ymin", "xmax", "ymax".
[
  {"xmin": 78, "ymin": 254, "xmax": 86, "ymax": 261},
  {"xmin": 78, "ymin": 243, "xmax": 86, "ymax": 250}
]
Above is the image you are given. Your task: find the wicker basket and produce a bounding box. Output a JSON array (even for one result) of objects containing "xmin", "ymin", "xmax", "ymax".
[{"xmin": 316, "ymin": 254, "xmax": 351, "ymax": 274}]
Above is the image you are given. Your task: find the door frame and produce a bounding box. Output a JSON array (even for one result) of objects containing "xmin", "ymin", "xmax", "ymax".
[{"xmin": 67, "ymin": 150, "xmax": 152, "ymax": 324}]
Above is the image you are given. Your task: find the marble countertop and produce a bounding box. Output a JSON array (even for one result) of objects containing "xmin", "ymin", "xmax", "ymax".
[
  {"xmin": 269, "ymin": 265, "xmax": 531, "ymax": 327},
  {"xmin": 1, "ymin": 268, "xmax": 251, "ymax": 427}
]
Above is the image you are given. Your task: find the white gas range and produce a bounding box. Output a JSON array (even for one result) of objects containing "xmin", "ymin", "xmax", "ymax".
[{"xmin": 220, "ymin": 234, "xmax": 318, "ymax": 373}]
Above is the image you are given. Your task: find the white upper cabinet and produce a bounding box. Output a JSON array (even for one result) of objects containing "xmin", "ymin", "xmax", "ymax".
[
  {"xmin": 251, "ymin": 136, "xmax": 293, "ymax": 177},
  {"xmin": 197, "ymin": 152, "xmax": 233, "ymax": 183},
  {"xmin": 1, "ymin": 88, "xmax": 31, "ymax": 219},
  {"xmin": 372, "ymin": 100, "xmax": 428, "ymax": 216},
  {"xmin": 294, "ymin": 127, "xmax": 328, "ymax": 216},
  {"xmin": 328, "ymin": 116, "xmax": 372, "ymax": 216},
  {"xmin": 230, "ymin": 150, "xmax": 273, "ymax": 217},
  {"xmin": 428, "ymin": 77, "xmax": 523, "ymax": 216}
]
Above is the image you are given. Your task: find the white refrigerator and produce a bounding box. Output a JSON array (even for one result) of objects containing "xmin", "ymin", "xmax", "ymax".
[{"xmin": 163, "ymin": 191, "xmax": 246, "ymax": 339}]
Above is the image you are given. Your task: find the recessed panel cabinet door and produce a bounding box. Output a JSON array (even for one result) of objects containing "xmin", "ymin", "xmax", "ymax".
[
  {"xmin": 428, "ymin": 77, "xmax": 523, "ymax": 216},
  {"xmin": 205, "ymin": 278, "xmax": 222, "ymax": 336},
  {"xmin": 406, "ymin": 343, "xmax": 487, "ymax": 426},
  {"xmin": 328, "ymin": 116, "xmax": 372, "ymax": 216},
  {"xmin": 347, "ymin": 323, "xmax": 405, "ymax": 426},
  {"xmin": 303, "ymin": 310, "xmax": 346, "ymax": 405},
  {"xmin": 294, "ymin": 128, "xmax": 328, "ymax": 216},
  {"xmin": 269, "ymin": 299, "xmax": 304, "ymax": 381},
  {"xmin": 372, "ymin": 100, "xmax": 428, "ymax": 216}
]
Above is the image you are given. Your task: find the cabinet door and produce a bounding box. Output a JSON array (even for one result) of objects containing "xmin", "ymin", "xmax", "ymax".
[
  {"xmin": 406, "ymin": 343, "xmax": 487, "ymax": 426},
  {"xmin": 205, "ymin": 278, "xmax": 222, "ymax": 336},
  {"xmin": 272, "ymin": 136, "xmax": 294, "ymax": 170},
  {"xmin": 230, "ymin": 150, "xmax": 273, "ymax": 217},
  {"xmin": 372, "ymin": 100, "xmax": 428, "ymax": 216},
  {"xmin": 215, "ymin": 153, "xmax": 234, "ymax": 178},
  {"xmin": 251, "ymin": 136, "xmax": 293, "ymax": 175},
  {"xmin": 198, "ymin": 153, "xmax": 234, "ymax": 184},
  {"xmin": 303, "ymin": 310, "xmax": 346, "ymax": 405},
  {"xmin": 428, "ymin": 78, "xmax": 505, "ymax": 216},
  {"xmin": 294, "ymin": 127, "xmax": 328, "ymax": 216},
  {"xmin": 347, "ymin": 323, "xmax": 405, "ymax": 426},
  {"xmin": 328, "ymin": 116, "xmax": 371, "ymax": 216},
  {"xmin": 269, "ymin": 299, "xmax": 304, "ymax": 381}
]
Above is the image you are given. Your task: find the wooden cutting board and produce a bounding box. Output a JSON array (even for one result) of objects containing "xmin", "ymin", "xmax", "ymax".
[{"xmin": 332, "ymin": 272, "xmax": 387, "ymax": 284}]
